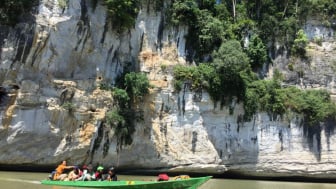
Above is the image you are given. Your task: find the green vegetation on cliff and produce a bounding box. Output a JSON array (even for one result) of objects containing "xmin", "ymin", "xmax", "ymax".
[
  {"xmin": 172, "ymin": 0, "xmax": 336, "ymax": 125},
  {"xmin": 174, "ymin": 62, "xmax": 336, "ymax": 126},
  {"xmin": 3, "ymin": 0, "xmax": 336, "ymax": 129},
  {"xmin": 103, "ymin": 0, "xmax": 139, "ymax": 32},
  {"xmin": 90, "ymin": 0, "xmax": 139, "ymax": 32},
  {"xmin": 169, "ymin": 0, "xmax": 336, "ymax": 60},
  {"xmin": 0, "ymin": 0, "xmax": 39, "ymax": 26},
  {"xmin": 105, "ymin": 72, "xmax": 150, "ymax": 152}
]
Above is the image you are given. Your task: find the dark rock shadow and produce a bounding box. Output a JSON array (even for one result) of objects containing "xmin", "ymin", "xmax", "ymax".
[
  {"xmin": 301, "ymin": 118, "xmax": 336, "ymax": 161},
  {"xmin": 302, "ymin": 122, "xmax": 322, "ymax": 161},
  {"xmin": 0, "ymin": 87, "xmax": 9, "ymax": 108},
  {"xmin": 324, "ymin": 118, "xmax": 336, "ymax": 152}
]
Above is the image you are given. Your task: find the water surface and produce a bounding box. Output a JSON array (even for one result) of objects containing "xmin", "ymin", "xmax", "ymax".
[{"xmin": 1, "ymin": 171, "xmax": 336, "ymax": 189}]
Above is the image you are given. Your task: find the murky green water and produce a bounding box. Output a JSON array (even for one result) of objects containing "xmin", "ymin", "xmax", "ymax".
[{"xmin": 1, "ymin": 171, "xmax": 336, "ymax": 189}]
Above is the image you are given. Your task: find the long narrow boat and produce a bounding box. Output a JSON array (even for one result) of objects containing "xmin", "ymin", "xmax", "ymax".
[{"xmin": 41, "ymin": 176, "xmax": 211, "ymax": 189}]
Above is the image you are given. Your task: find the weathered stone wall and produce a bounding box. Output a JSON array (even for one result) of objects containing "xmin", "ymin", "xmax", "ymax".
[
  {"xmin": 269, "ymin": 18, "xmax": 336, "ymax": 100},
  {"xmin": 0, "ymin": 0, "xmax": 224, "ymax": 173},
  {"xmin": 0, "ymin": 0, "xmax": 335, "ymax": 178}
]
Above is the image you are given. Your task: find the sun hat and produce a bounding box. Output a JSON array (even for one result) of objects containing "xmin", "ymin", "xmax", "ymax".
[{"xmin": 97, "ymin": 166, "xmax": 104, "ymax": 171}]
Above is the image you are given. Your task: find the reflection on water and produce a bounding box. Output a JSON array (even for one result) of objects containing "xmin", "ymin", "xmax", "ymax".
[
  {"xmin": 200, "ymin": 178, "xmax": 336, "ymax": 189},
  {"xmin": 1, "ymin": 171, "xmax": 336, "ymax": 189},
  {"xmin": 0, "ymin": 171, "xmax": 78, "ymax": 189}
]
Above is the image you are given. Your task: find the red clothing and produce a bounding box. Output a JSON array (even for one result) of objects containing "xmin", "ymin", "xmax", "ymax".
[
  {"xmin": 95, "ymin": 171, "xmax": 103, "ymax": 180},
  {"xmin": 157, "ymin": 174, "xmax": 169, "ymax": 181}
]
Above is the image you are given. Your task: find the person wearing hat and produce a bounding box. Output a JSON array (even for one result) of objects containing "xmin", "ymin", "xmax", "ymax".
[
  {"xmin": 106, "ymin": 167, "xmax": 118, "ymax": 181},
  {"xmin": 94, "ymin": 166, "xmax": 105, "ymax": 181}
]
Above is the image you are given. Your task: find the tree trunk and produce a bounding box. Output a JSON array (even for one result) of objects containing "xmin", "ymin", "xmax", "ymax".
[{"xmin": 232, "ymin": 0, "xmax": 236, "ymax": 22}]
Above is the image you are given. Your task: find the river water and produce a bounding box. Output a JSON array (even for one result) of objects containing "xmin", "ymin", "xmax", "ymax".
[{"xmin": 1, "ymin": 171, "xmax": 336, "ymax": 189}]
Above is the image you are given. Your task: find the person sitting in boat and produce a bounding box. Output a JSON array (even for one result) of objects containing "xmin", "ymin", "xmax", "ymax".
[
  {"xmin": 53, "ymin": 160, "xmax": 75, "ymax": 180},
  {"xmin": 105, "ymin": 167, "xmax": 118, "ymax": 181},
  {"xmin": 94, "ymin": 166, "xmax": 105, "ymax": 181},
  {"xmin": 76, "ymin": 164, "xmax": 95, "ymax": 181},
  {"xmin": 66, "ymin": 166, "xmax": 82, "ymax": 181},
  {"xmin": 157, "ymin": 173, "xmax": 169, "ymax": 181},
  {"xmin": 172, "ymin": 175, "xmax": 190, "ymax": 180}
]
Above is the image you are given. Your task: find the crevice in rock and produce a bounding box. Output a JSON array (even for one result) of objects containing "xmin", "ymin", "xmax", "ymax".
[
  {"xmin": 0, "ymin": 26, "xmax": 10, "ymax": 58},
  {"xmin": 74, "ymin": 0, "xmax": 91, "ymax": 52},
  {"xmin": 60, "ymin": 88, "xmax": 75, "ymax": 105},
  {"xmin": 324, "ymin": 118, "xmax": 336, "ymax": 151},
  {"xmin": 30, "ymin": 25, "xmax": 50, "ymax": 66},
  {"xmin": 0, "ymin": 87, "xmax": 9, "ymax": 108},
  {"xmin": 139, "ymin": 32, "xmax": 144, "ymax": 52},
  {"xmin": 14, "ymin": 24, "xmax": 36, "ymax": 64},
  {"xmin": 145, "ymin": 0, "xmax": 150, "ymax": 13},
  {"xmin": 192, "ymin": 88, "xmax": 202, "ymax": 102},
  {"xmin": 191, "ymin": 131, "xmax": 198, "ymax": 153},
  {"xmin": 89, "ymin": 121, "xmax": 104, "ymax": 163},
  {"xmin": 278, "ymin": 129, "xmax": 283, "ymax": 151},
  {"xmin": 159, "ymin": 101, "xmax": 164, "ymax": 120},
  {"xmin": 157, "ymin": 12, "xmax": 164, "ymax": 52},
  {"xmin": 100, "ymin": 17, "xmax": 109, "ymax": 44},
  {"xmin": 105, "ymin": 44, "xmax": 114, "ymax": 66},
  {"xmin": 80, "ymin": 0, "xmax": 89, "ymax": 26},
  {"xmin": 181, "ymin": 83, "xmax": 188, "ymax": 116},
  {"xmin": 102, "ymin": 129, "xmax": 110, "ymax": 158},
  {"xmin": 237, "ymin": 114, "xmax": 244, "ymax": 133},
  {"xmin": 252, "ymin": 116, "xmax": 256, "ymax": 131},
  {"xmin": 177, "ymin": 94, "xmax": 181, "ymax": 116},
  {"xmin": 160, "ymin": 122, "xmax": 167, "ymax": 136}
]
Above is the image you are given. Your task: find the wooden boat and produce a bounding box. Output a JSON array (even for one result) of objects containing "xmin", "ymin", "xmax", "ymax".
[{"xmin": 41, "ymin": 176, "xmax": 211, "ymax": 189}]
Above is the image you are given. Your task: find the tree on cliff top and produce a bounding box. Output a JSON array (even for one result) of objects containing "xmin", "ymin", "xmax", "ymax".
[{"xmin": 0, "ymin": 0, "xmax": 39, "ymax": 26}]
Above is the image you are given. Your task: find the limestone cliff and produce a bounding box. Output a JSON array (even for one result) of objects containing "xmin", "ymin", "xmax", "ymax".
[{"xmin": 0, "ymin": 0, "xmax": 335, "ymax": 179}]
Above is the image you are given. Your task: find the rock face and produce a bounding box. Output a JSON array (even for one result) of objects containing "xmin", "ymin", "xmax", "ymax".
[{"xmin": 0, "ymin": 0, "xmax": 335, "ymax": 178}]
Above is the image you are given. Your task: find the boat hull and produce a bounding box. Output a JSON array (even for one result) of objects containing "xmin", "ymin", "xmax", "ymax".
[{"xmin": 41, "ymin": 176, "xmax": 212, "ymax": 189}]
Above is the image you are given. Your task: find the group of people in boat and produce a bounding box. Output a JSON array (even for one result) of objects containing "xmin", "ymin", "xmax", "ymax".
[
  {"xmin": 49, "ymin": 160, "xmax": 191, "ymax": 182},
  {"xmin": 50, "ymin": 160, "xmax": 117, "ymax": 181}
]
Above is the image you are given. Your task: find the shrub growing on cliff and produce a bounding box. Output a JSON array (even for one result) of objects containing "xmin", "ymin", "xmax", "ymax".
[
  {"xmin": 169, "ymin": 0, "xmax": 227, "ymax": 60},
  {"xmin": 105, "ymin": 72, "xmax": 150, "ymax": 152},
  {"xmin": 291, "ymin": 29, "xmax": 308, "ymax": 57},
  {"xmin": 212, "ymin": 40, "xmax": 251, "ymax": 101},
  {"xmin": 57, "ymin": 0, "xmax": 68, "ymax": 10},
  {"xmin": 245, "ymin": 34, "xmax": 268, "ymax": 70},
  {"xmin": 106, "ymin": 109, "xmax": 125, "ymax": 127},
  {"xmin": 170, "ymin": 0, "xmax": 199, "ymax": 25},
  {"xmin": 174, "ymin": 61, "xmax": 336, "ymax": 124},
  {"xmin": 61, "ymin": 102, "xmax": 76, "ymax": 113},
  {"xmin": 244, "ymin": 78, "xmax": 336, "ymax": 125},
  {"xmin": 174, "ymin": 40, "xmax": 255, "ymax": 106},
  {"xmin": 112, "ymin": 88, "xmax": 130, "ymax": 108},
  {"xmin": 197, "ymin": 10, "xmax": 225, "ymax": 56},
  {"xmin": 0, "ymin": 0, "xmax": 39, "ymax": 26},
  {"xmin": 105, "ymin": 109, "xmax": 134, "ymax": 152},
  {"xmin": 288, "ymin": 89, "xmax": 336, "ymax": 126},
  {"xmin": 124, "ymin": 72, "xmax": 150, "ymax": 104},
  {"xmin": 103, "ymin": 0, "xmax": 139, "ymax": 32},
  {"xmin": 173, "ymin": 63, "xmax": 217, "ymax": 93}
]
